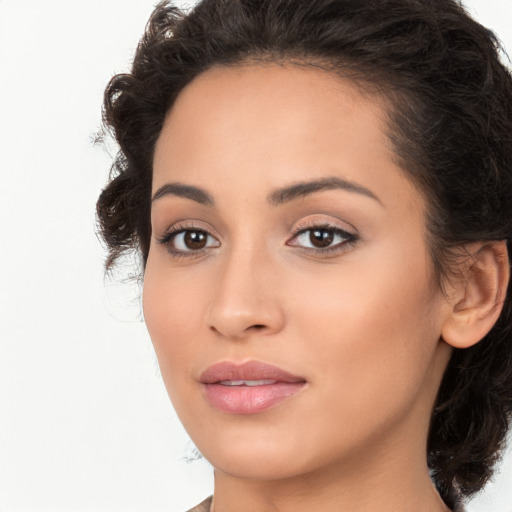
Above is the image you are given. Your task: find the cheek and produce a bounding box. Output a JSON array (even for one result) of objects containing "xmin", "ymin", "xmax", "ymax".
[
  {"xmin": 287, "ymin": 247, "xmax": 436, "ymax": 342},
  {"xmin": 142, "ymin": 255, "xmax": 206, "ymax": 374},
  {"xmin": 285, "ymin": 249, "xmax": 442, "ymax": 424},
  {"xmin": 142, "ymin": 257, "xmax": 215, "ymax": 430}
]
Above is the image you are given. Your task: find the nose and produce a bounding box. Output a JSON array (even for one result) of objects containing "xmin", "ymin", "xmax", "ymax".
[{"xmin": 206, "ymin": 245, "xmax": 286, "ymax": 341}]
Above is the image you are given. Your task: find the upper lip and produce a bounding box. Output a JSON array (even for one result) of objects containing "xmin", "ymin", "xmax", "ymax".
[{"xmin": 200, "ymin": 360, "xmax": 306, "ymax": 384}]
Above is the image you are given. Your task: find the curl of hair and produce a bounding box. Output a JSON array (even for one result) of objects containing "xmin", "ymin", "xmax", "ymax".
[{"xmin": 96, "ymin": 0, "xmax": 512, "ymax": 506}]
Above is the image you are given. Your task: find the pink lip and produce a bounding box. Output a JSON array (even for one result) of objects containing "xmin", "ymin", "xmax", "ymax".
[{"xmin": 200, "ymin": 361, "xmax": 307, "ymax": 415}]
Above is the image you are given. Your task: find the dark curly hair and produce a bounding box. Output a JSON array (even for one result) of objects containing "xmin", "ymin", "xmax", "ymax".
[{"xmin": 96, "ymin": 0, "xmax": 512, "ymax": 507}]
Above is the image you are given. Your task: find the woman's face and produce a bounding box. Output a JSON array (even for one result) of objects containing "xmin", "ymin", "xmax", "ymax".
[{"xmin": 144, "ymin": 64, "xmax": 453, "ymax": 480}]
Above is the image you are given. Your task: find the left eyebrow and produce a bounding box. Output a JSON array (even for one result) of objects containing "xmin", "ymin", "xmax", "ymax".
[{"xmin": 267, "ymin": 176, "xmax": 382, "ymax": 206}]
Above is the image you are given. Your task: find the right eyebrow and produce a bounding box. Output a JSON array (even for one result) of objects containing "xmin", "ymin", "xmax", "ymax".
[{"xmin": 151, "ymin": 182, "xmax": 214, "ymax": 206}]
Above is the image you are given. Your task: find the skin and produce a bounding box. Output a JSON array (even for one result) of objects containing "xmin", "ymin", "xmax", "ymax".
[{"xmin": 144, "ymin": 64, "xmax": 465, "ymax": 512}]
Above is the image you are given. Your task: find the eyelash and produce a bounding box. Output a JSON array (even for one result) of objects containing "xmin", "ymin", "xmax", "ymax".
[
  {"xmin": 157, "ymin": 222, "xmax": 358, "ymax": 258},
  {"xmin": 287, "ymin": 222, "xmax": 358, "ymax": 255},
  {"xmin": 157, "ymin": 222, "xmax": 218, "ymax": 259}
]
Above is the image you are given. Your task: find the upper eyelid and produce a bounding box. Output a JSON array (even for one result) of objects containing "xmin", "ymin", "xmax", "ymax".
[
  {"xmin": 291, "ymin": 218, "xmax": 357, "ymax": 236},
  {"xmin": 158, "ymin": 220, "xmax": 221, "ymax": 239},
  {"xmin": 289, "ymin": 225, "xmax": 356, "ymax": 243},
  {"xmin": 160, "ymin": 221, "xmax": 354, "ymax": 237}
]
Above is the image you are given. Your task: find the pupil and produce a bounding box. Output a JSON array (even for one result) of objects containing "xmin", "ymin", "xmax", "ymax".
[
  {"xmin": 185, "ymin": 231, "xmax": 207, "ymax": 249},
  {"xmin": 310, "ymin": 229, "xmax": 334, "ymax": 248}
]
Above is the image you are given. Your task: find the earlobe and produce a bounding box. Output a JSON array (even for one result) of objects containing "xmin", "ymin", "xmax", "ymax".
[{"xmin": 441, "ymin": 241, "xmax": 509, "ymax": 349}]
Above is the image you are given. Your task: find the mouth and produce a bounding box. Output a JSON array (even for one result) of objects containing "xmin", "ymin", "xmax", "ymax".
[
  {"xmin": 200, "ymin": 361, "xmax": 307, "ymax": 415},
  {"xmin": 218, "ymin": 379, "xmax": 279, "ymax": 386}
]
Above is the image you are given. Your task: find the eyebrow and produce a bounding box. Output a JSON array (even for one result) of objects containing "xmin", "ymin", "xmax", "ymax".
[
  {"xmin": 267, "ymin": 176, "xmax": 382, "ymax": 206},
  {"xmin": 151, "ymin": 176, "xmax": 381, "ymax": 207},
  {"xmin": 152, "ymin": 182, "xmax": 214, "ymax": 205}
]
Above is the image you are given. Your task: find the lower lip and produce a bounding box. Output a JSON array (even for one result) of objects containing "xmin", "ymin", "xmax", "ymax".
[{"xmin": 202, "ymin": 382, "xmax": 306, "ymax": 414}]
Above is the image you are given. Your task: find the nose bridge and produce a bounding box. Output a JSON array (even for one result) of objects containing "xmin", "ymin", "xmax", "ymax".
[{"xmin": 207, "ymin": 236, "xmax": 284, "ymax": 339}]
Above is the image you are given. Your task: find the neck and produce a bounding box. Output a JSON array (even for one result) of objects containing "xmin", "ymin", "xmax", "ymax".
[{"xmin": 211, "ymin": 442, "xmax": 450, "ymax": 512}]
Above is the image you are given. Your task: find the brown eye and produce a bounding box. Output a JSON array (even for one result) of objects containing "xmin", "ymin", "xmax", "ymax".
[
  {"xmin": 309, "ymin": 228, "xmax": 334, "ymax": 248},
  {"xmin": 184, "ymin": 230, "xmax": 207, "ymax": 249},
  {"xmin": 163, "ymin": 228, "xmax": 220, "ymax": 254},
  {"xmin": 288, "ymin": 225, "xmax": 356, "ymax": 253}
]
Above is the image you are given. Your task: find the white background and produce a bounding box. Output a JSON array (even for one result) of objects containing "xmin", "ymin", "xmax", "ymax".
[{"xmin": 1, "ymin": 1, "xmax": 511, "ymax": 511}]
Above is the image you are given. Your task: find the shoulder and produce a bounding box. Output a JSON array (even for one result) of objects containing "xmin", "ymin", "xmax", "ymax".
[{"xmin": 185, "ymin": 495, "xmax": 212, "ymax": 512}]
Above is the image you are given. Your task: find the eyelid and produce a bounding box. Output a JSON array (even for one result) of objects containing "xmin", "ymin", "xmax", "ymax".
[
  {"xmin": 156, "ymin": 219, "xmax": 220, "ymax": 241},
  {"xmin": 290, "ymin": 215, "xmax": 357, "ymax": 238},
  {"xmin": 288, "ymin": 224, "xmax": 355, "ymax": 244},
  {"xmin": 157, "ymin": 221, "xmax": 221, "ymax": 258},
  {"xmin": 286, "ymin": 219, "xmax": 359, "ymax": 254}
]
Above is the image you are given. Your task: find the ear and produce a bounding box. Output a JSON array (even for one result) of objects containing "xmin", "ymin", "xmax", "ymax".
[{"xmin": 441, "ymin": 241, "xmax": 510, "ymax": 349}]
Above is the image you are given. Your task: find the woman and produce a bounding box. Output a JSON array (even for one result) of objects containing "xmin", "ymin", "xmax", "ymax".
[{"xmin": 97, "ymin": 0, "xmax": 512, "ymax": 510}]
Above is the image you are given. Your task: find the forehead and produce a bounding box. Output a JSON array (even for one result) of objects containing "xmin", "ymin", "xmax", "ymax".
[
  {"xmin": 152, "ymin": 63, "xmax": 421, "ymax": 214},
  {"xmin": 155, "ymin": 64, "xmax": 387, "ymax": 156}
]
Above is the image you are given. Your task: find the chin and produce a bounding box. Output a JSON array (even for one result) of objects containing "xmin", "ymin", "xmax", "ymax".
[
  {"xmin": 187, "ymin": 420, "xmax": 355, "ymax": 484},
  {"xmin": 186, "ymin": 422, "xmax": 311, "ymax": 480},
  {"xmin": 206, "ymin": 448, "xmax": 315, "ymax": 482}
]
